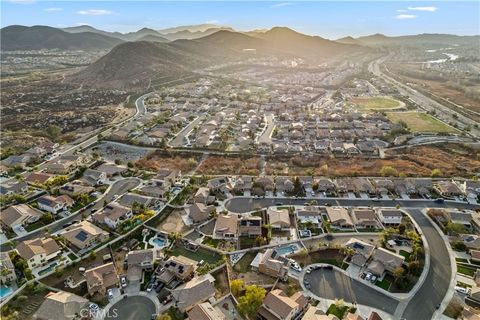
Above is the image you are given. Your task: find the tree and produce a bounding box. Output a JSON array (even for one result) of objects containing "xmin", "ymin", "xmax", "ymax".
[
  {"xmin": 230, "ymin": 279, "xmax": 244, "ymax": 297},
  {"xmin": 445, "ymin": 222, "xmax": 467, "ymax": 235},
  {"xmin": 237, "ymin": 285, "xmax": 266, "ymax": 318},
  {"xmin": 393, "ymin": 266, "xmax": 405, "ymax": 279},
  {"xmin": 431, "ymin": 169, "xmax": 442, "ymax": 177},
  {"xmin": 156, "ymin": 314, "xmax": 172, "ymax": 320},
  {"xmin": 380, "ymin": 165, "xmax": 398, "ymax": 177},
  {"xmin": 46, "ymin": 124, "xmax": 62, "ymax": 141}
]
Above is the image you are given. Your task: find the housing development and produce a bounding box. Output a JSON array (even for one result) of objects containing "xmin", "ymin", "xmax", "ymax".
[{"xmin": 0, "ymin": 2, "xmax": 479, "ymax": 320}]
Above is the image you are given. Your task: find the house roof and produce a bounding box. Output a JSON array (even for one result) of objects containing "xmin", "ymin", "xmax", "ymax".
[
  {"xmin": 93, "ymin": 202, "xmax": 131, "ymax": 224},
  {"xmin": 0, "ymin": 204, "xmax": 43, "ymax": 227},
  {"xmin": 302, "ymin": 306, "xmax": 339, "ymax": 320},
  {"xmin": 214, "ymin": 214, "xmax": 238, "ymax": 236},
  {"xmin": 127, "ymin": 249, "xmax": 154, "ymax": 266},
  {"xmin": 34, "ymin": 291, "xmax": 89, "ymax": 320},
  {"xmin": 262, "ymin": 289, "xmax": 298, "ymax": 319},
  {"xmin": 326, "ymin": 207, "xmax": 353, "ymax": 226},
  {"xmin": 62, "ymin": 220, "xmax": 108, "ymax": 249},
  {"xmin": 187, "ymin": 302, "xmax": 225, "ymax": 320},
  {"xmin": 85, "ymin": 262, "xmax": 119, "ymax": 292},
  {"xmin": 16, "ymin": 238, "xmax": 60, "ymax": 260},
  {"xmin": 25, "ymin": 172, "xmax": 54, "ymax": 184},
  {"xmin": 171, "ymin": 274, "xmax": 215, "ymax": 311},
  {"xmin": 189, "ymin": 203, "xmax": 213, "ymax": 222},
  {"xmin": 267, "ymin": 208, "xmax": 290, "ymax": 227}
]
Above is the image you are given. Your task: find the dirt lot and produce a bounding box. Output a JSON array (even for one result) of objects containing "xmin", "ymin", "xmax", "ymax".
[
  {"xmin": 195, "ymin": 155, "xmax": 261, "ymax": 175},
  {"xmin": 136, "ymin": 150, "xmax": 201, "ymax": 173},
  {"xmin": 158, "ymin": 209, "xmax": 188, "ymax": 233},
  {"xmin": 212, "ymin": 266, "xmax": 230, "ymax": 299},
  {"xmin": 265, "ymin": 144, "xmax": 480, "ymax": 177}
]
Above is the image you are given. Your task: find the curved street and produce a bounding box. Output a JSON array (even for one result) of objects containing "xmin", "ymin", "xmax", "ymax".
[{"xmin": 225, "ymin": 196, "xmax": 477, "ymax": 319}]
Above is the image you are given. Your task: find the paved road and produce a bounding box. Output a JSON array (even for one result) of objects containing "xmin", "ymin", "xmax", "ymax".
[
  {"xmin": 0, "ymin": 178, "xmax": 140, "ymax": 251},
  {"xmin": 304, "ymin": 269, "xmax": 399, "ymax": 315},
  {"xmin": 105, "ymin": 296, "xmax": 155, "ymax": 320},
  {"xmin": 401, "ymin": 208, "xmax": 452, "ymax": 320},
  {"xmin": 258, "ymin": 113, "xmax": 275, "ymax": 144},
  {"xmin": 224, "ymin": 197, "xmax": 479, "ymax": 214},
  {"xmin": 169, "ymin": 116, "xmax": 203, "ymax": 147}
]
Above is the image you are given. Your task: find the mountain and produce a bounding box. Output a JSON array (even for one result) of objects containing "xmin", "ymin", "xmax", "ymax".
[
  {"xmin": 252, "ymin": 27, "xmax": 369, "ymax": 60},
  {"xmin": 158, "ymin": 24, "xmax": 226, "ymax": 34},
  {"xmin": 336, "ymin": 36, "xmax": 363, "ymax": 45},
  {"xmin": 356, "ymin": 33, "xmax": 479, "ymax": 46},
  {"xmin": 1, "ymin": 25, "xmax": 123, "ymax": 51},
  {"xmin": 63, "ymin": 25, "xmax": 168, "ymax": 42},
  {"xmin": 136, "ymin": 34, "xmax": 169, "ymax": 43},
  {"xmin": 160, "ymin": 26, "xmax": 235, "ymax": 41}
]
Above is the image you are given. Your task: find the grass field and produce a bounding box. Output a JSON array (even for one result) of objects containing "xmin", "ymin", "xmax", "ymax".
[
  {"xmin": 387, "ymin": 112, "xmax": 458, "ymax": 133},
  {"xmin": 353, "ymin": 96, "xmax": 401, "ymax": 112}
]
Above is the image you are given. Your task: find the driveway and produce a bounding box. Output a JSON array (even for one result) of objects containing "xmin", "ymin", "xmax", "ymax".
[{"xmin": 303, "ymin": 268, "xmax": 399, "ymax": 315}]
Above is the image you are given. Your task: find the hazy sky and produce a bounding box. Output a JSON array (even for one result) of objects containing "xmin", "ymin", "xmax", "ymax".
[{"xmin": 1, "ymin": 1, "xmax": 479, "ymax": 39}]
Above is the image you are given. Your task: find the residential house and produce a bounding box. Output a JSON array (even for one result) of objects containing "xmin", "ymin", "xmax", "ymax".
[
  {"xmin": 259, "ymin": 289, "xmax": 308, "ymax": 320},
  {"xmin": 25, "ymin": 172, "xmax": 54, "ymax": 185},
  {"xmin": 378, "ymin": 209, "xmax": 403, "ymax": 227},
  {"xmin": 62, "ymin": 220, "xmax": 109, "ymax": 250},
  {"xmin": 354, "ymin": 178, "xmax": 376, "ymax": 196},
  {"xmin": 187, "ymin": 302, "xmax": 226, "ymax": 320},
  {"xmin": 276, "ymin": 177, "xmax": 294, "ymax": 195},
  {"xmin": 92, "ymin": 202, "xmax": 133, "ymax": 229},
  {"xmin": 119, "ymin": 193, "xmax": 154, "ymax": 208},
  {"xmin": 372, "ymin": 179, "xmax": 394, "ymax": 196},
  {"xmin": 334, "ymin": 178, "xmax": 356, "ymax": 194},
  {"xmin": 239, "ymin": 215, "xmax": 262, "ymax": 237},
  {"xmin": 44, "ymin": 155, "xmax": 82, "ymax": 174},
  {"xmin": 345, "ymin": 238, "xmax": 375, "ymax": 266},
  {"xmin": 1, "ymin": 154, "xmax": 32, "ymax": 168},
  {"xmin": 351, "ymin": 209, "xmax": 379, "ymax": 229},
  {"xmin": 34, "ymin": 291, "xmax": 89, "ymax": 320},
  {"xmin": 0, "ymin": 204, "xmax": 43, "ymax": 229},
  {"xmin": 394, "ymin": 180, "xmax": 416, "ymax": 197},
  {"xmin": 460, "ymin": 180, "xmax": 480, "ymax": 203},
  {"xmin": 367, "ymin": 247, "xmax": 405, "ymax": 277},
  {"xmin": 171, "ymin": 274, "xmax": 216, "ymax": 312},
  {"xmin": 96, "ymin": 163, "xmax": 127, "ymax": 177},
  {"xmin": 162, "ymin": 255, "xmax": 196, "ymax": 281},
  {"xmin": 0, "ymin": 181, "xmax": 28, "ymax": 196},
  {"xmin": 435, "ymin": 181, "xmax": 464, "ymax": 198},
  {"xmin": 85, "ymin": 262, "xmax": 119, "ymax": 296},
  {"xmin": 37, "ymin": 195, "xmax": 74, "ymax": 214},
  {"xmin": 0, "ymin": 251, "xmax": 17, "ymax": 284},
  {"xmin": 126, "ymin": 249, "xmax": 154, "ymax": 281},
  {"xmin": 16, "ymin": 237, "xmax": 61, "ymax": 269},
  {"xmin": 267, "ymin": 207, "xmax": 290, "ymax": 229},
  {"xmin": 233, "ymin": 176, "xmax": 253, "ymax": 194},
  {"xmin": 326, "ymin": 207, "xmax": 354, "ymax": 229},
  {"xmin": 408, "ymin": 178, "xmax": 433, "ymax": 197},
  {"xmin": 207, "ymin": 177, "xmax": 230, "ymax": 193},
  {"xmin": 302, "ymin": 306, "xmax": 339, "ymax": 320},
  {"xmin": 315, "ymin": 178, "xmax": 335, "ymax": 194},
  {"xmin": 189, "ymin": 203, "xmax": 214, "ymax": 223},
  {"xmin": 155, "ymin": 169, "xmax": 181, "ymax": 189},
  {"xmin": 194, "ymin": 187, "xmax": 215, "ymax": 204},
  {"xmin": 80, "ymin": 169, "xmax": 107, "ymax": 186},
  {"xmin": 59, "ymin": 182, "xmax": 94, "ymax": 197},
  {"xmin": 253, "ymin": 249, "xmax": 289, "ymax": 279},
  {"xmin": 255, "ymin": 176, "xmax": 275, "ymax": 192},
  {"xmin": 213, "ymin": 213, "xmax": 239, "ymax": 240},
  {"xmin": 140, "ymin": 180, "xmax": 169, "ymax": 199},
  {"xmin": 296, "ymin": 206, "xmax": 322, "ymax": 228}
]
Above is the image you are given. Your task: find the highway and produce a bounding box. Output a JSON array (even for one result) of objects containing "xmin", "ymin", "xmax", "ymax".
[{"xmin": 225, "ymin": 196, "xmax": 478, "ymax": 319}]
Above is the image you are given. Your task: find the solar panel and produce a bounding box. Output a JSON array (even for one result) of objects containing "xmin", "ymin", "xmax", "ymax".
[{"xmin": 75, "ymin": 230, "xmax": 88, "ymax": 241}]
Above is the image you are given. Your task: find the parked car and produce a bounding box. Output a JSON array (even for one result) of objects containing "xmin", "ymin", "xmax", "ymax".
[
  {"xmin": 162, "ymin": 295, "xmax": 173, "ymax": 305},
  {"xmin": 455, "ymin": 286, "xmax": 469, "ymax": 295},
  {"xmin": 146, "ymin": 283, "xmax": 154, "ymax": 292},
  {"xmin": 107, "ymin": 289, "xmax": 114, "ymax": 300},
  {"xmin": 121, "ymin": 276, "xmax": 127, "ymax": 288},
  {"xmin": 435, "ymin": 198, "xmax": 445, "ymax": 203},
  {"xmin": 303, "ymin": 279, "xmax": 311, "ymax": 289},
  {"xmin": 155, "ymin": 282, "xmax": 165, "ymax": 293},
  {"xmin": 290, "ymin": 262, "xmax": 302, "ymax": 272}
]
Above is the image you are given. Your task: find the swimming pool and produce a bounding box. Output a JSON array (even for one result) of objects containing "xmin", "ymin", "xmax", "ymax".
[
  {"xmin": 148, "ymin": 235, "xmax": 168, "ymax": 248},
  {"xmin": 0, "ymin": 286, "xmax": 13, "ymax": 299},
  {"xmin": 38, "ymin": 262, "xmax": 58, "ymax": 276},
  {"xmin": 275, "ymin": 244, "xmax": 300, "ymax": 256}
]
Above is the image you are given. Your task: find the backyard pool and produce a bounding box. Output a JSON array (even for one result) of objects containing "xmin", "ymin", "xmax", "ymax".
[
  {"xmin": 148, "ymin": 235, "xmax": 168, "ymax": 249},
  {"xmin": 275, "ymin": 244, "xmax": 300, "ymax": 256},
  {"xmin": 38, "ymin": 262, "xmax": 58, "ymax": 276},
  {"xmin": 0, "ymin": 286, "xmax": 13, "ymax": 299}
]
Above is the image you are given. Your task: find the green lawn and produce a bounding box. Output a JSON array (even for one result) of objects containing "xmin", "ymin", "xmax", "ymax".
[
  {"xmin": 457, "ymin": 265, "xmax": 476, "ymax": 277},
  {"xmin": 239, "ymin": 236, "xmax": 259, "ymax": 249},
  {"xmin": 399, "ymin": 250, "xmax": 412, "ymax": 262},
  {"xmin": 326, "ymin": 304, "xmax": 349, "ymax": 319},
  {"xmin": 171, "ymin": 245, "xmax": 220, "ymax": 264},
  {"xmin": 353, "ymin": 96, "xmax": 401, "ymax": 112},
  {"xmin": 387, "ymin": 112, "xmax": 458, "ymax": 133},
  {"xmin": 375, "ymin": 278, "xmax": 392, "ymax": 291},
  {"xmin": 67, "ymin": 253, "xmax": 78, "ymax": 261},
  {"xmin": 202, "ymin": 237, "xmax": 221, "ymax": 248},
  {"xmin": 25, "ymin": 221, "xmax": 45, "ymax": 232},
  {"xmin": 233, "ymin": 251, "xmax": 257, "ymax": 273},
  {"xmin": 455, "ymin": 258, "xmax": 469, "ymax": 263}
]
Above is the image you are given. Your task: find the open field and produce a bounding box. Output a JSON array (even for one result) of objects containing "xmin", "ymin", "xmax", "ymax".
[
  {"xmin": 386, "ymin": 112, "xmax": 458, "ymax": 133},
  {"xmin": 352, "ymin": 96, "xmax": 402, "ymax": 112},
  {"xmin": 136, "ymin": 151, "xmax": 201, "ymax": 173},
  {"xmin": 195, "ymin": 155, "xmax": 261, "ymax": 175}
]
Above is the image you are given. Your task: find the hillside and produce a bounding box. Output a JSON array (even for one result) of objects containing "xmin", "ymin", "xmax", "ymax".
[
  {"xmin": 136, "ymin": 34, "xmax": 169, "ymax": 43},
  {"xmin": 356, "ymin": 33, "xmax": 479, "ymax": 46},
  {"xmin": 1, "ymin": 25, "xmax": 123, "ymax": 50},
  {"xmin": 160, "ymin": 27, "xmax": 235, "ymax": 41},
  {"xmin": 63, "ymin": 25, "xmax": 168, "ymax": 42},
  {"xmin": 253, "ymin": 27, "xmax": 369, "ymax": 60}
]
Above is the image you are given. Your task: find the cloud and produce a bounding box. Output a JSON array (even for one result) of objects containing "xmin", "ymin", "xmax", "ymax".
[
  {"xmin": 395, "ymin": 14, "xmax": 417, "ymax": 20},
  {"xmin": 44, "ymin": 7, "xmax": 63, "ymax": 12},
  {"xmin": 396, "ymin": 9, "xmax": 407, "ymax": 13},
  {"xmin": 76, "ymin": 22, "xmax": 90, "ymax": 26},
  {"xmin": 407, "ymin": 6, "xmax": 438, "ymax": 12},
  {"xmin": 77, "ymin": 9, "xmax": 113, "ymax": 16},
  {"xmin": 271, "ymin": 2, "xmax": 293, "ymax": 8},
  {"xmin": 205, "ymin": 20, "xmax": 219, "ymax": 24}
]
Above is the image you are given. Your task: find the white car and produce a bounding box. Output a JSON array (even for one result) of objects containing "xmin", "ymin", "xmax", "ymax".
[
  {"xmin": 121, "ymin": 276, "xmax": 127, "ymax": 288},
  {"xmin": 89, "ymin": 303, "xmax": 99, "ymax": 312},
  {"xmin": 290, "ymin": 262, "xmax": 302, "ymax": 272},
  {"xmin": 455, "ymin": 286, "xmax": 469, "ymax": 295},
  {"xmin": 107, "ymin": 288, "xmax": 114, "ymax": 300}
]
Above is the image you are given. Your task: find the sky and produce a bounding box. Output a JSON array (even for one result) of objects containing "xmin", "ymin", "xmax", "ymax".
[{"xmin": 1, "ymin": 1, "xmax": 479, "ymax": 39}]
